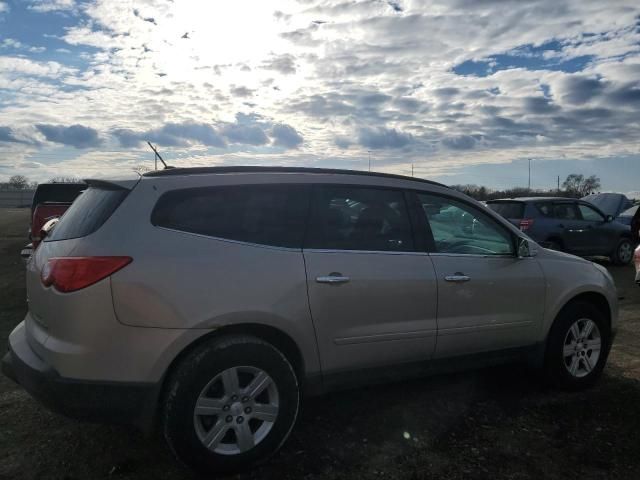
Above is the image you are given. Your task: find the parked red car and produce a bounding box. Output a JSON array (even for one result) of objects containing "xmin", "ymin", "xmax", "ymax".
[{"xmin": 21, "ymin": 183, "xmax": 85, "ymax": 260}]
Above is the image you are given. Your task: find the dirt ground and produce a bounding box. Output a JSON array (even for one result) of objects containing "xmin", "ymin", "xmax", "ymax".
[{"xmin": 1, "ymin": 207, "xmax": 639, "ymax": 480}]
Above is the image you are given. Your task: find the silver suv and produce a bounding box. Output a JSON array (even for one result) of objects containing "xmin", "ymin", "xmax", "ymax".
[{"xmin": 3, "ymin": 167, "xmax": 618, "ymax": 474}]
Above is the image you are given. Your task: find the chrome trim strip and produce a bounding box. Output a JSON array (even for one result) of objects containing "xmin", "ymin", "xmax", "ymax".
[
  {"xmin": 437, "ymin": 321, "xmax": 533, "ymax": 336},
  {"xmin": 334, "ymin": 329, "xmax": 437, "ymax": 345}
]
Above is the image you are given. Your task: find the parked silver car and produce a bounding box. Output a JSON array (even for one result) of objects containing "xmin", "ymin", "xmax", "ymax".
[{"xmin": 3, "ymin": 167, "xmax": 618, "ymax": 474}]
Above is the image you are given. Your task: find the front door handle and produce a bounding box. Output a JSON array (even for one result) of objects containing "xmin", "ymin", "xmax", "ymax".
[
  {"xmin": 316, "ymin": 273, "xmax": 350, "ymax": 284},
  {"xmin": 445, "ymin": 273, "xmax": 471, "ymax": 283}
]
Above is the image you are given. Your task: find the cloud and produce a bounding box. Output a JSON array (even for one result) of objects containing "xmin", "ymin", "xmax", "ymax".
[
  {"xmin": 441, "ymin": 135, "xmax": 478, "ymax": 150},
  {"xmin": 358, "ymin": 127, "xmax": 413, "ymax": 150},
  {"xmin": 0, "ymin": 126, "xmax": 25, "ymax": 144},
  {"xmin": 113, "ymin": 116, "xmax": 303, "ymax": 150},
  {"xmin": 114, "ymin": 123, "xmax": 226, "ymax": 148},
  {"xmin": 220, "ymin": 114, "xmax": 269, "ymax": 146},
  {"xmin": 262, "ymin": 54, "xmax": 297, "ymax": 74},
  {"xmin": 28, "ymin": 0, "xmax": 75, "ymax": 13},
  {"xmin": 271, "ymin": 124, "xmax": 304, "ymax": 148},
  {"xmin": 0, "ymin": 2, "xmax": 9, "ymax": 13},
  {"xmin": 230, "ymin": 86, "xmax": 254, "ymax": 98},
  {"xmin": 36, "ymin": 124, "xmax": 102, "ymax": 148},
  {"xmin": 558, "ymin": 76, "xmax": 606, "ymax": 104}
]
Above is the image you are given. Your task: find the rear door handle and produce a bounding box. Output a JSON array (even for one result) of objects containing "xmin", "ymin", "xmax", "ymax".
[
  {"xmin": 445, "ymin": 274, "xmax": 471, "ymax": 283},
  {"xmin": 316, "ymin": 274, "xmax": 350, "ymax": 284}
]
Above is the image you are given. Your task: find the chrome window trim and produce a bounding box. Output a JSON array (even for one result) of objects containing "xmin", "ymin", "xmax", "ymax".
[
  {"xmin": 303, "ymin": 248, "xmax": 429, "ymax": 256},
  {"xmin": 428, "ymin": 252, "xmax": 517, "ymax": 259}
]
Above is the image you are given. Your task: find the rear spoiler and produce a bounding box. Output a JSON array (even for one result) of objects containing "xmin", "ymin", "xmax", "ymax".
[{"xmin": 84, "ymin": 174, "xmax": 141, "ymax": 191}]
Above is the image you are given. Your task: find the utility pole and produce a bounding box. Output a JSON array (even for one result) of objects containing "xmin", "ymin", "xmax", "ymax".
[
  {"xmin": 557, "ymin": 175, "xmax": 560, "ymax": 192},
  {"xmin": 147, "ymin": 141, "xmax": 168, "ymax": 170},
  {"xmin": 368, "ymin": 151, "xmax": 371, "ymax": 172},
  {"xmin": 528, "ymin": 158, "xmax": 532, "ymax": 191},
  {"xmin": 411, "ymin": 162, "xmax": 414, "ymax": 177}
]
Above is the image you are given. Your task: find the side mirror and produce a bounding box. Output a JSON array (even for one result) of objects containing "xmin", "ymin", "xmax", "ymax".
[{"xmin": 517, "ymin": 238, "xmax": 537, "ymax": 258}]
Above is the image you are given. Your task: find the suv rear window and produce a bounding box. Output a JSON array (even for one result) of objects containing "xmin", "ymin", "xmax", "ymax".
[
  {"xmin": 45, "ymin": 186, "xmax": 128, "ymax": 241},
  {"xmin": 486, "ymin": 202, "xmax": 524, "ymax": 219},
  {"xmin": 151, "ymin": 184, "xmax": 309, "ymax": 248}
]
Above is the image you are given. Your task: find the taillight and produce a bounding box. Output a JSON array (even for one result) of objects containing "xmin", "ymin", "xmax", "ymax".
[
  {"xmin": 41, "ymin": 257, "xmax": 132, "ymax": 293},
  {"xmin": 519, "ymin": 219, "xmax": 534, "ymax": 231}
]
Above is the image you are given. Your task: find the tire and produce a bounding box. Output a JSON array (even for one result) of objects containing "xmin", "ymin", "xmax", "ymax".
[
  {"xmin": 162, "ymin": 335, "xmax": 300, "ymax": 475},
  {"xmin": 546, "ymin": 239, "xmax": 563, "ymax": 251},
  {"xmin": 543, "ymin": 301, "xmax": 610, "ymax": 390},
  {"xmin": 610, "ymin": 237, "xmax": 633, "ymax": 265}
]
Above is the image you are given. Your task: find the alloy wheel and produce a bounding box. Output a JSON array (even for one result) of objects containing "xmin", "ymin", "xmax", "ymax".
[
  {"xmin": 193, "ymin": 366, "xmax": 279, "ymax": 455},
  {"xmin": 562, "ymin": 318, "xmax": 601, "ymax": 378}
]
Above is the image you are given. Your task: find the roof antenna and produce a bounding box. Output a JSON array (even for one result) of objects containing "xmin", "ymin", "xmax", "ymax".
[{"xmin": 147, "ymin": 141, "xmax": 173, "ymax": 169}]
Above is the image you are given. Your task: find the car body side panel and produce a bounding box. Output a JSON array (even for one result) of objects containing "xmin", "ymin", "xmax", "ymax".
[{"xmin": 535, "ymin": 249, "xmax": 618, "ymax": 336}]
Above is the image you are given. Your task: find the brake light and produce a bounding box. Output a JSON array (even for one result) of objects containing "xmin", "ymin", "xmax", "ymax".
[
  {"xmin": 41, "ymin": 256, "xmax": 132, "ymax": 293},
  {"xmin": 519, "ymin": 219, "xmax": 534, "ymax": 231}
]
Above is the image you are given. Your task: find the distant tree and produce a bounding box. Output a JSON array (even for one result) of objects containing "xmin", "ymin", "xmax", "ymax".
[
  {"xmin": 562, "ymin": 174, "xmax": 601, "ymax": 197},
  {"xmin": 29, "ymin": 181, "xmax": 38, "ymax": 190},
  {"xmin": 132, "ymin": 164, "xmax": 152, "ymax": 175},
  {"xmin": 49, "ymin": 176, "xmax": 83, "ymax": 183},
  {"xmin": 9, "ymin": 175, "xmax": 29, "ymax": 190}
]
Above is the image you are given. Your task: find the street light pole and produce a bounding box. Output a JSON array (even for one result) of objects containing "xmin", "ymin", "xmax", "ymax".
[
  {"xmin": 368, "ymin": 151, "xmax": 371, "ymax": 172},
  {"xmin": 528, "ymin": 158, "xmax": 532, "ymax": 191}
]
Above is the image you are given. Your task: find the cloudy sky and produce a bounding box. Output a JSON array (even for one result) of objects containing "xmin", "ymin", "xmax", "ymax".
[{"xmin": 0, "ymin": 0, "xmax": 639, "ymax": 192}]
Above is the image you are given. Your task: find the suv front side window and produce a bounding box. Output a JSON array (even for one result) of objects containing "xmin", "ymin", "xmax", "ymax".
[
  {"xmin": 418, "ymin": 193, "xmax": 514, "ymax": 256},
  {"xmin": 306, "ymin": 186, "xmax": 414, "ymax": 252}
]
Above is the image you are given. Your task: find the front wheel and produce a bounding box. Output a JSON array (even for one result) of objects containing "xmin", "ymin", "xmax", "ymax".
[
  {"xmin": 543, "ymin": 301, "xmax": 610, "ymax": 390},
  {"xmin": 611, "ymin": 237, "xmax": 633, "ymax": 265},
  {"xmin": 162, "ymin": 335, "xmax": 300, "ymax": 475}
]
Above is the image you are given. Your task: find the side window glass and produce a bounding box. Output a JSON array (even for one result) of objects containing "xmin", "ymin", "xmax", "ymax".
[
  {"xmin": 418, "ymin": 193, "xmax": 514, "ymax": 255},
  {"xmin": 578, "ymin": 204, "xmax": 604, "ymax": 222},
  {"xmin": 553, "ymin": 203, "xmax": 579, "ymax": 220},
  {"xmin": 307, "ymin": 186, "xmax": 414, "ymax": 252},
  {"xmin": 151, "ymin": 184, "xmax": 309, "ymax": 248},
  {"xmin": 536, "ymin": 202, "xmax": 553, "ymax": 217}
]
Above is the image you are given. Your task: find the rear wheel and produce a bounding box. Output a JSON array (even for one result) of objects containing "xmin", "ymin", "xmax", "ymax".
[
  {"xmin": 546, "ymin": 239, "xmax": 563, "ymax": 251},
  {"xmin": 543, "ymin": 301, "xmax": 610, "ymax": 390},
  {"xmin": 611, "ymin": 237, "xmax": 633, "ymax": 265},
  {"xmin": 162, "ymin": 335, "xmax": 300, "ymax": 474}
]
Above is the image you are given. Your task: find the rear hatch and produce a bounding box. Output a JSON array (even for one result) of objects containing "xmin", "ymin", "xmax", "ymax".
[
  {"xmin": 27, "ymin": 176, "xmax": 139, "ymax": 334},
  {"xmin": 486, "ymin": 200, "xmax": 525, "ymax": 226}
]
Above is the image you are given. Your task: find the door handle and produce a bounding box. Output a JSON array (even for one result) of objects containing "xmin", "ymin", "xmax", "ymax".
[
  {"xmin": 445, "ymin": 273, "xmax": 471, "ymax": 283},
  {"xmin": 316, "ymin": 274, "xmax": 350, "ymax": 284}
]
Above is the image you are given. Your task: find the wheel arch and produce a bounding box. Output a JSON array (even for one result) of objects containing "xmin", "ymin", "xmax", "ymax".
[
  {"xmin": 550, "ymin": 291, "xmax": 612, "ymax": 336},
  {"xmin": 142, "ymin": 323, "xmax": 308, "ymax": 434}
]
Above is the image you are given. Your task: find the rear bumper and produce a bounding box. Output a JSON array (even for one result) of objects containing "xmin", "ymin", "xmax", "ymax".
[{"xmin": 2, "ymin": 321, "xmax": 159, "ymax": 430}]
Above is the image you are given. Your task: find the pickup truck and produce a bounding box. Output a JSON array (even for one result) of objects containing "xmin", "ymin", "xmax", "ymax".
[{"xmin": 21, "ymin": 182, "xmax": 86, "ymax": 260}]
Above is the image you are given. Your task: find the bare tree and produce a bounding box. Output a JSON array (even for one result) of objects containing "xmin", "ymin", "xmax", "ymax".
[
  {"xmin": 9, "ymin": 175, "xmax": 29, "ymax": 190},
  {"xmin": 49, "ymin": 176, "xmax": 83, "ymax": 183},
  {"xmin": 562, "ymin": 174, "xmax": 601, "ymax": 197},
  {"xmin": 132, "ymin": 164, "xmax": 152, "ymax": 175}
]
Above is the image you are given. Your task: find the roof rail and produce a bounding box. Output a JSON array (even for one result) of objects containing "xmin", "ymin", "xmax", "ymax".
[{"xmin": 143, "ymin": 166, "xmax": 448, "ymax": 188}]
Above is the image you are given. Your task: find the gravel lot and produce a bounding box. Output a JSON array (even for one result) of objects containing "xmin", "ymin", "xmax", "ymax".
[{"xmin": 1, "ymin": 207, "xmax": 639, "ymax": 480}]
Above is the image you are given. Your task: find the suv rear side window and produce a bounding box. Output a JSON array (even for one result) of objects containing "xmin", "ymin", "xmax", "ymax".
[
  {"xmin": 486, "ymin": 201, "xmax": 524, "ymax": 219},
  {"xmin": 151, "ymin": 184, "xmax": 309, "ymax": 248},
  {"xmin": 306, "ymin": 186, "xmax": 414, "ymax": 252},
  {"xmin": 46, "ymin": 186, "xmax": 127, "ymax": 241}
]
